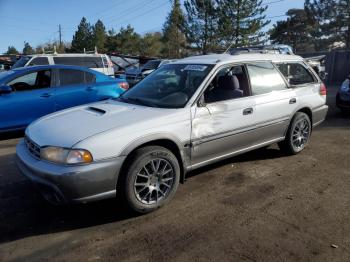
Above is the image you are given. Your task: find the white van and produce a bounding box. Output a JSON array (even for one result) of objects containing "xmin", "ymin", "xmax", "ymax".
[{"xmin": 12, "ymin": 54, "xmax": 115, "ymax": 77}]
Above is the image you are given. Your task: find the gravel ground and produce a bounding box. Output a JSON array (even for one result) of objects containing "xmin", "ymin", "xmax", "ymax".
[{"xmin": 0, "ymin": 86, "xmax": 349, "ymax": 262}]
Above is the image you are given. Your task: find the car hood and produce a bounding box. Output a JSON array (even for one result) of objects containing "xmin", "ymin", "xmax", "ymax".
[{"xmin": 26, "ymin": 100, "xmax": 172, "ymax": 148}]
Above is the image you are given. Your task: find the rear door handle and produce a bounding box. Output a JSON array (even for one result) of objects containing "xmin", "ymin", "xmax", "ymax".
[
  {"xmin": 243, "ymin": 107, "xmax": 253, "ymax": 115},
  {"xmin": 86, "ymin": 86, "xmax": 95, "ymax": 91},
  {"xmin": 289, "ymin": 98, "xmax": 297, "ymax": 104},
  {"xmin": 40, "ymin": 93, "xmax": 52, "ymax": 98}
]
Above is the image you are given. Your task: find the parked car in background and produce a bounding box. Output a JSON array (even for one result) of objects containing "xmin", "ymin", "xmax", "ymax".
[
  {"xmin": 125, "ymin": 59, "xmax": 173, "ymax": 86},
  {"xmin": 0, "ymin": 65, "xmax": 128, "ymax": 133},
  {"xmin": 16, "ymin": 53, "xmax": 327, "ymax": 213},
  {"xmin": 336, "ymin": 75, "xmax": 350, "ymax": 112},
  {"xmin": 12, "ymin": 54, "xmax": 115, "ymax": 77}
]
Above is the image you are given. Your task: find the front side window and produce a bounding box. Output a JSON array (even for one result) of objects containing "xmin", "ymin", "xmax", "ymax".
[
  {"xmin": 7, "ymin": 70, "xmax": 51, "ymax": 91},
  {"xmin": 29, "ymin": 57, "xmax": 49, "ymax": 66},
  {"xmin": 119, "ymin": 64, "xmax": 213, "ymax": 108},
  {"xmin": 276, "ymin": 63, "xmax": 316, "ymax": 85},
  {"xmin": 204, "ymin": 65, "xmax": 250, "ymax": 103},
  {"xmin": 247, "ymin": 62, "xmax": 287, "ymax": 95}
]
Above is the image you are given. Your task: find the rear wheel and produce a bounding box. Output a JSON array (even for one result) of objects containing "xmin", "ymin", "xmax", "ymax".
[
  {"xmin": 279, "ymin": 112, "xmax": 311, "ymax": 155},
  {"xmin": 121, "ymin": 146, "xmax": 180, "ymax": 213}
]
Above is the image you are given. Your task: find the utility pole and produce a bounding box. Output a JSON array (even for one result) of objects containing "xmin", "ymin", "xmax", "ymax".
[{"xmin": 58, "ymin": 24, "xmax": 62, "ymax": 46}]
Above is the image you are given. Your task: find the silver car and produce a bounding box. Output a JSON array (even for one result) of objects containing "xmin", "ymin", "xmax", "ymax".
[{"xmin": 16, "ymin": 53, "xmax": 328, "ymax": 213}]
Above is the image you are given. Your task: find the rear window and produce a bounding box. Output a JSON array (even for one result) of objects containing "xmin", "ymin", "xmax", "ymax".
[
  {"xmin": 58, "ymin": 69, "xmax": 95, "ymax": 86},
  {"xmin": 53, "ymin": 57, "xmax": 104, "ymax": 68},
  {"xmin": 276, "ymin": 63, "xmax": 316, "ymax": 85}
]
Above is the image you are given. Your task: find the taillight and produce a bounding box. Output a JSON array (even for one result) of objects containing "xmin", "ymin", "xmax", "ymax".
[
  {"xmin": 319, "ymin": 83, "xmax": 327, "ymax": 96},
  {"xmin": 118, "ymin": 82, "xmax": 129, "ymax": 90}
]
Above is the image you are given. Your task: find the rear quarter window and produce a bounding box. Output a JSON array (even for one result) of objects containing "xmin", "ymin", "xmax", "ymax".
[{"xmin": 276, "ymin": 63, "xmax": 316, "ymax": 85}]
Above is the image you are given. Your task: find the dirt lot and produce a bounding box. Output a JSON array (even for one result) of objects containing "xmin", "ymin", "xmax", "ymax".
[{"xmin": 0, "ymin": 86, "xmax": 349, "ymax": 262}]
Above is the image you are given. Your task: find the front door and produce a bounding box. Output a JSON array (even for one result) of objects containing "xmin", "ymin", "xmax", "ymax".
[
  {"xmin": 0, "ymin": 69, "xmax": 55, "ymax": 131},
  {"xmin": 190, "ymin": 65, "xmax": 256, "ymax": 167}
]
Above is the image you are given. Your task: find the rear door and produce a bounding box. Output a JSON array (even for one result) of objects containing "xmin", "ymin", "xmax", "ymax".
[
  {"xmin": 0, "ymin": 69, "xmax": 54, "ymax": 131},
  {"xmin": 246, "ymin": 62, "xmax": 297, "ymax": 142},
  {"xmin": 54, "ymin": 69, "xmax": 95, "ymax": 111}
]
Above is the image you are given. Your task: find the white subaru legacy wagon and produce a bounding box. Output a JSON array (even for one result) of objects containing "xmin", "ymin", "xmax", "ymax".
[{"xmin": 16, "ymin": 53, "xmax": 328, "ymax": 213}]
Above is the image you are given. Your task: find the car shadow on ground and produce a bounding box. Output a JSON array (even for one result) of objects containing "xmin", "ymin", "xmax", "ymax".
[
  {"xmin": 0, "ymin": 146, "xmax": 286, "ymax": 245},
  {"xmin": 0, "ymin": 130, "xmax": 24, "ymax": 141}
]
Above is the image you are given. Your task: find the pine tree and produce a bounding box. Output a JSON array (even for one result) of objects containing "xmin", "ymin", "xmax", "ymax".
[
  {"xmin": 23, "ymin": 42, "xmax": 34, "ymax": 55},
  {"xmin": 116, "ymin": 25, "xmax": 141, "ymax": 55},
  {"xmin": 162, "ymin": 0, "xmax": 187, "ymax": 58},
  {"xmin": 6, "ymin": 46, "xmax": 19, "ymax": 55},
  {"xmin": 270, "ymin": 9, "xmax": 316, "ymax": 53},
  {"xmin": 305, "ymin": 0, "xmax": 350, "ymax": 49},
  {"xmin": 139, "ymin": 32, "xmax": 163, "ymax": 57},
  {"xmin": 184, "ymin": 0, "xmax": 219, "ymax": 54},
  {"xmin": 216, "ymin": 0, "xmax": 270, "ymax": 48},
  {"xmin": 71, "ymin": 17, "xmax": 94, "ymax": 52},
  {"xmin": 93, "ymin": 19, "xmax": 106, "ymax": 53}
]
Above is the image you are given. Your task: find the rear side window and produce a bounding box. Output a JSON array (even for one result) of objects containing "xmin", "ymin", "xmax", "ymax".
[
  {"xmin": 247, "ymin": 62, "xmax": 287, "ymax": 95},
  {"xmin": 29, "ymin": 57, "xmax": 49, "ymax": 66},
  {"xmin": 276, "ymin": 63, "xmax": 316, "ymax": 85},
  {"xmin": 53, "ymin": 57, "xmax": 104, "ymax": 68},
  {"xmin": 59, "ymin": 69, "xmax": 95, "ymax": 86}
]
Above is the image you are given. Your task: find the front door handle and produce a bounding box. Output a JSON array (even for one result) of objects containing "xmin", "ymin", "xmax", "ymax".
[
  {"xmin": 243, "ymin": 107, "xmax": 253, "ymax": 115},
  {"xmin": 289, "ymin": 98, "xmax": 297, "ymax": 104},
  {"xmin": 86, "ymin": 86, "xmax": 95, "ymax": 91},
  {"xmin": 40, "ymin": 93, "xmax": 52, "ymax": 98}
]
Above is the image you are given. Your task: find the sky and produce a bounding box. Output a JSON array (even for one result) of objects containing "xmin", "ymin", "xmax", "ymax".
[{"xmin": 0, "ymin": 0, "xmax": 305, "ymax": 54}]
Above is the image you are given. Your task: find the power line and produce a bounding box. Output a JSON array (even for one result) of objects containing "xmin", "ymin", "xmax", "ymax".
[{"xmin": 106, "ymin": 1, "xmax": 170, "ymax": 28}]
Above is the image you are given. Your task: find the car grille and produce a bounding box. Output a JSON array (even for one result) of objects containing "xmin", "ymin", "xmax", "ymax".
[{"xmin": 24, "ymin": 136, "xmax": 41, "ymax": 159}]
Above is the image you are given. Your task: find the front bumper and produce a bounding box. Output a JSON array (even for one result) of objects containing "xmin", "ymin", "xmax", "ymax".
[
  {"xmin": 16, "ymin": 139, "xmax": 125, "ymax": 204},
  {"xmin": 312, "ymin": 105, "xmax": 328, "ymax": 127}
]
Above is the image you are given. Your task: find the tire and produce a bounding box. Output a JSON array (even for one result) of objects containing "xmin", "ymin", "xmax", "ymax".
[
  {"xmin": 278, "ymin": 112, "xmax": 311, "ymax": 155},
  {"xmin": 121, "ymin": 146, "xmax": 180, "ymax": 213}
]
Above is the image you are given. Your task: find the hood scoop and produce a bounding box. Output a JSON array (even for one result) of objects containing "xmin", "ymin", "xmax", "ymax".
[{"xmin": 85, "ymin": 106, "xmax": 106, "ymax": 115}]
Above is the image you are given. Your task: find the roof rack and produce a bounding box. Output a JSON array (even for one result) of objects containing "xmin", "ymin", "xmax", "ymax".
[{"xmin": 229, "ymin": 45, "xmax": 294, "ymax": 55}]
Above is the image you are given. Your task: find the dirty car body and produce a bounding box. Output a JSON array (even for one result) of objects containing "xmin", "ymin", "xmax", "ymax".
[{"xmin": 16, "ymin": 53, "xmax": 328, "ymax": 211}]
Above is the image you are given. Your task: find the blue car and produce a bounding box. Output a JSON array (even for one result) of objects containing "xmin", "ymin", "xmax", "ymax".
[{"xmin": 0, "ymin": 65, "xmax": 129, "ymax": 132}]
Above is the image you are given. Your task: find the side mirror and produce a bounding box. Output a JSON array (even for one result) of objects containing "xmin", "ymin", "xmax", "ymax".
[{"xmin": 0, "ymin": 85, "xmax": 12, "ymax": 95}]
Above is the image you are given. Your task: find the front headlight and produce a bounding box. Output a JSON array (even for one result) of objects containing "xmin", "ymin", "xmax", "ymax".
[
  {"xmin": 341, "ymin": 79, "xmax": 350, "ymax": 92},
  {"xmin": 40, "ymin": 146, "xmax": 93, "ymax": 164}
]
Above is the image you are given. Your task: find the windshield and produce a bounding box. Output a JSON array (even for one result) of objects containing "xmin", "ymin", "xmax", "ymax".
[
  {"xmin": 12, "ymin": 56, "xmax": 32, "ymax": 69},
  {"xmin": 118, "ymin": 64, "xmax": 213, "ymax": 108}
]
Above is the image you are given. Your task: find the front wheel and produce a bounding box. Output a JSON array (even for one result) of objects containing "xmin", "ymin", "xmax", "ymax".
[
  {"xmin": 278, "ymin": 112, "xmax": 311, "ymax": 155},
  {"xmin": 121, "ymin": 146, "xmax": 180, "ymax": 213}
]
